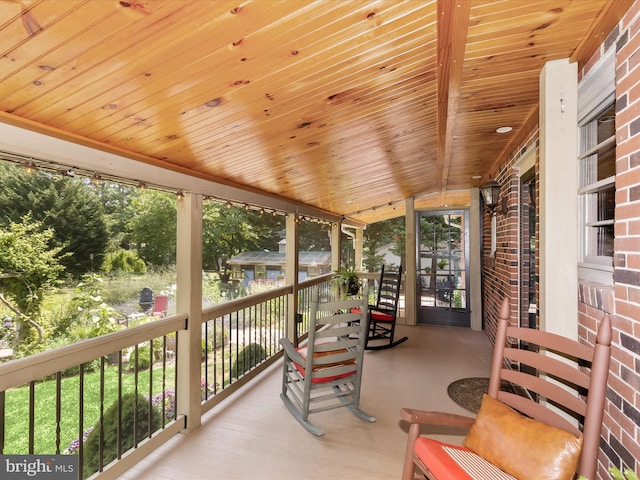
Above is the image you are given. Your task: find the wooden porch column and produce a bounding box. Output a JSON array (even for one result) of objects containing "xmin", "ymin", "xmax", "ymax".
[
  {"xmin": 405, "ymin": 197, "xmax": 417, "ymax": 325},
  {"xmin": 539, "ymin": 59, "xmax": 578, "ymax": 339},
  {"xmin": 285, "ymin": 213, "xmax": 300, "ymax": 343},
  {"xmin": 176, "ymin": 192, "xmax": 203, "ymax": 431},
  {"xmin": 331, "ymin": 221, "xmax": 341, "ymax": 272},
  {"xmin": 354, "ymin": 226, "xmax": 364, "ymax": 271},
  {"xmin": 469, "ymin": 187, "xmax": 482, "ymax": 331}
]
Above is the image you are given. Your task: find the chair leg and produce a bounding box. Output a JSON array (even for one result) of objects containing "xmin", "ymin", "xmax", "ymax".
[
  {"xmin": 332, "ymin": 386, "xmax": 376, "ymax": 423},
  {"xmin": 402, "ymin": 423, "xmax": 420, "ymax": 480},
  {"xmin": 279, "ymin": 393, "xmax": 325, "ymax": 436}
]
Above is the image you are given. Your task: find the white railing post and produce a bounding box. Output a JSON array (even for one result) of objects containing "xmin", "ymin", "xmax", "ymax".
[
  {"xmin": 331, "ymin": 221, "xmax": 341, "ymax": 272},
  {"xmin": 176, "ymin": 192, "xmax": 203, "ymax": 431}
]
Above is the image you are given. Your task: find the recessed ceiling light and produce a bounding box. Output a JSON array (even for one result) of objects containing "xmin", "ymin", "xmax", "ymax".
[
  {"xmin": 496, "ymin": 126, "xmax": 512, "ymax": 133},
  {"xmin": 472, "ymin": 175, "xmax": 481, "ymax": 179}
]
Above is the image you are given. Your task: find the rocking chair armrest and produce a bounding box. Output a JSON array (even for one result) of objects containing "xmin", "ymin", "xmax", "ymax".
[
  {"xmin": 279, "ymin": 338, "xmax": 306, "ymax": 365},
  {"xmin": 400, "ymin": 408, "xmax": 475, "ymax": 429}
]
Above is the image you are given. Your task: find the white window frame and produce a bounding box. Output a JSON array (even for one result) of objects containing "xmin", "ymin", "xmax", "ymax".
[{"xmin": 577, "ymin": 47, "xmax": 615, "ymax": 284}]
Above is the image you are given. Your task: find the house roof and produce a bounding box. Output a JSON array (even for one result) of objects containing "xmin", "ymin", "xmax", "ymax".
[{"xmin": 227, "ymin": 251, "xmax": 331, "ymax": 268}]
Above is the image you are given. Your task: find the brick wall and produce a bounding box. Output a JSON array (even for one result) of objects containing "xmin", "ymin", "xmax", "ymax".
[
  {"xmin": 482, "ymin": 131, "xmax": 538, "ymax": 344},
  {"xmin": 599, "ymin": 1, "xmax": 640, "ymax": 475},
  {"xmin": 483, "ymin": 3, "xmax": 640, "ymax": 478}
]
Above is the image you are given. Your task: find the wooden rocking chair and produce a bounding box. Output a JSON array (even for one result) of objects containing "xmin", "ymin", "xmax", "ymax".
[
  {"xmin": 280, "ymin": 286, "xmax": 375, "ymax": 436},
  {"xmin": 365, "ymin": 265, "xmax": 407, "ymax": 350},
  {"xmin": 400, "ymin": 296, "xmax": 612, "ymax": 480}
]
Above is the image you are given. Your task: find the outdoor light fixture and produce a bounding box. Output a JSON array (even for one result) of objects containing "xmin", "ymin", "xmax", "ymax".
[
  {"xmin": 24, "ymin": 159, "xmax": 37, "ymax": 174},
  {"xmin": 480, "ymin": 178, "xmax": 501, "ymax": 213}
]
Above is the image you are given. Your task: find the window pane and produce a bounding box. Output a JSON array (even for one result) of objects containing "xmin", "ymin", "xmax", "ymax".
[
  {"xmin": 597, "ymin": 225, "xmax": 614, "ymax": 257},
  {"xmin": 597, "ymin": 187, "xmax": 615, "ymax": 222},
  {"xmin": 579, "ymin": 102, "xmax": 615, "ymax": 265}
]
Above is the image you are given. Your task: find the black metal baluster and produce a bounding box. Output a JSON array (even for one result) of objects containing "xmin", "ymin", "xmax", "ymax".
[
  {"xmin": 117, "ymin": 351, "xmax": 123, "ymax": 460},
  {"xmin": 78, "ymin": 364, "xmax": 84, "ymax": 477},
  {"xmin": 148, "ymin": 339, "xmax": 153, "ymax": 439},
  {"xmin": 214, "ymin": 319, "xmax": 218, "ymax": 393},
  {"xmin": 133, "ymin": 344, "xmax": 139, "ymax": 448},
  {"xmin": 0, "ymin": 390, "xmax": 5, "ymax": 454},
  {"xmin": 98, "ymin": 356, "xmax": 105, "ymax": 473},
  {"xmin": 173, "ymin": 331, "xmax": 178, "ymax": 421},
  {"xmin": 55, "ymin": 372, "xmax": 61, "ymax": 454},
  {"xmin": 204, "ymin": 324, "xmax": 209, "ymax": 402},
  {"xmin": 28, "ymin": 380, "xmax": 35, "ymax": 453},
  {"xmin": 162, "ymin": 335, "xmax": 167, "ymax": 425}
]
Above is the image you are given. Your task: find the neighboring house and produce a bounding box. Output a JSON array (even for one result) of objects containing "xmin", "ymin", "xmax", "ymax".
[{"xmin": 227, "ymin": 240, "xmax": 331, "ymax": 283}]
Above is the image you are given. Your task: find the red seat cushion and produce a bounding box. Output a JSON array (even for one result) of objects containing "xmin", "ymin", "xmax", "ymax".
[
  {"xmin": 413, "ymin": 438, "xmax": 515, "ymax": 480},
  {"xmin": 370, "ymin": 311, "xmax": 393, "ymax": 322},
  {"xmin": 294, "ymin": 346, "xmax": 356, "ymax": 384},
  {"xmin": 351, "ymin": 307, "xmax": 394, "ymax": 322}
]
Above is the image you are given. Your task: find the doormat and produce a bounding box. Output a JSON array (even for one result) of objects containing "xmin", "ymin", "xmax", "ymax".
[{"xmin": 447, "ymin": 377, "xmax": 513, "ymax": 413}]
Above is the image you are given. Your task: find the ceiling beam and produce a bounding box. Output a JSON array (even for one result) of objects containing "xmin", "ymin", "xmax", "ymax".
[{"xmin": 437, "ymin": 0, "xmax": 471, "ymax": 205}]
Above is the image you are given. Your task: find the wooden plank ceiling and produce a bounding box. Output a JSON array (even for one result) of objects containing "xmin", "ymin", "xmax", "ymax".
[{"xmin": 0, "ymin": 0, "xmax": 628, "ymax": 224}]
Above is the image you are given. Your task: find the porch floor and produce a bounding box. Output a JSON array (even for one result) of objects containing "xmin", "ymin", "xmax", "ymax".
[{"xmin": 118, "ymin": 324, "xmax": 493, "ymax": 480}]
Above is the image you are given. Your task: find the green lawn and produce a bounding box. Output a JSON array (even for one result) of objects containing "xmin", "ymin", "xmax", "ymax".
[{"xmin": 3, "ymin": 362, "xmax": 176, "ymax": 455}]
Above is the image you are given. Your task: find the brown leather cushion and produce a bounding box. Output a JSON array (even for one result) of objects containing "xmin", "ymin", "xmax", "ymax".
[{"xmin": 462, "ymin": 394, "xmax": 583, "ymax": 480}]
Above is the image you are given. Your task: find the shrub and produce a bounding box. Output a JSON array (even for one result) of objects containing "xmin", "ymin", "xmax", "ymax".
[
  {"xmin": 51, "ymin": 274, "xmax": 124, "ymax": 344},
  {"xmin": 101, "ymin": 249, "xmax": 146, "ymax": 274},
  {"xmin": 127, "ymin": 344, "xmax": 151, "ymax": 370},
  {"xmin": 201, "ymin": 338, "xmax": 209, "ymax": 359},
  {"xmin": 230, "ymin": 343, "xmax": 267, "ymax": 379},
  {"xmin": 82, "ymin": 392, "xmax": 161, "ymax": 478},
  {"xmin": 125, "ymin": 338, "xmax": 165, "ymax": 370}
]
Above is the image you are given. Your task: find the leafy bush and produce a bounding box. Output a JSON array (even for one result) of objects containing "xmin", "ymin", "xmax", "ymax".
[
  {"xmin": 201, "ymin": 338, "xmax": 210, "ymax": 360},
  {"xmin": 52, "ymin": 274, "xmax": 123, "ymax": 342},
  {"xmin": 202, "ymin": 272, "xmax": 224, "ymax": 306},
  {"xmin": 101, "ymin": 249, "xmax": 146, "ymax": 274},
  {"xmin": 230, "ymin": 343, "xmax": 267, "ymax": 379},
  {"xmin": 610, "ymin": 468, "xmax": 640, "ymax": 480},
  {"xmin": 82, "ymin": 392, "xmax": 161, "ymax": 478},
  {"xmin": 125, "ymin": 338, "xmax": 166, "ymax": 371},
  {"xmin": 128, "ymin": 344, "xmax": 151, "ymax": 370}
]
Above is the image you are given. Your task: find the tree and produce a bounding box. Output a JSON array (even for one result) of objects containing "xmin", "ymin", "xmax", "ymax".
[
  {"xmin": 0, "ymin": 163, "xmax": 108, "ymax": 276},
  {"xmin": 126, "ymin": 189, "xmax": 177, "ymax": 266},
  {"xmin": 202, "ymin": 203, "xmax": 283, "ymax": 271},
  {"xmin": 363, "ymin": 217, "xmax": 405, "ymax": 271},
  {"xmin": 299, "ymin": 221, "xmax": 331, "ymax": 251},
  {"xmin": 94, "ymin": 182, "xmax": 137, "ymax": 253},
  {"xmin": 0, "ymin": 215, "xmax": 67, "ymax": 350},
  {"xmin": 418, "ymin": 214, "xmax": 461, "ymax": 291}
]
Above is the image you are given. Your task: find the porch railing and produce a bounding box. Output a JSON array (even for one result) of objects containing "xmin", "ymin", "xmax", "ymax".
[
  {"xmin": 0, "ymin": 314, "xmax": 187, "ymax": 479},
  {"xmin": 0, "ymin": 273, "xmax": 334, "ymax": 479}
]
